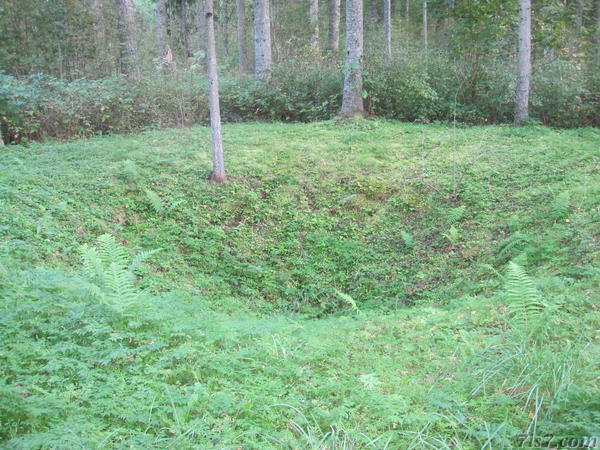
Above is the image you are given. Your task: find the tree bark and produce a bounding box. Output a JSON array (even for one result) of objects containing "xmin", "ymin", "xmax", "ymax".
[
  {"xmin": 405, "ymin": 0, "xmax": 409, "ymax": 25},
  {"xmin": 515, "ymin": 0, "xmax": 532, "ymax": 124},
  {"xmin": 196, "ymin": 0, "xmax": 208, "ymax": 68},
  {"xmin": 254, "ymin": 0, "xmax": 272, "ymax": 79},
  {"xmin": 340, "ymin": 0, "xmax": 364, "ymax": 117},
  {"xmin": 383, "ymin": 0, "xmax": 392, "ymax": 59},
  {"xmin": 116, "ymin": 0, "xmax": 139, "ymax": 79},
  {"xmin": 155, "ymin": 0, "xmax": 174, "ymax": 67},
  {"xmin": 596, "ymin": 0, "xmax": 600, "ymax": 60},
  {"xmin": 205, "ymin": 0, "xmax": 226, "ymax": 183},
  {"xmin": 328, "ymin": 0, "xmax": 341, "ymax": 51},
  {"xmin": 310, "ymin": 0, "xmax": 320, "ymax": 51},
  {"xmin": 422, "ymin": 0, "xmax": 428, "ymax": 52},
  {"xmin": 236, "ymin": 0, "xmax": 248, "ymax": 73}
]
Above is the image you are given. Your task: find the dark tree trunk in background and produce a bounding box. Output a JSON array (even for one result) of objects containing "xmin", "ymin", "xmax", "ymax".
[
  {"xmin": 205, "ymin": 0, "xmax": 227, "ymax": 183},
  {"xmin": 116, "ymin": 0, "xmax": 139, "ymax": 79},
  {"xmin": 181, "ymin": 1, "xmax": 191, "ymax": 61},
  {"xmin": 196, "ymin": 0, "xmax": 208, "ymax": 68},
  {"xmin": 515, "ymin": 0, "xmax": 532, "ymax": 124},
  {"xmin": 422, "ymin": 0, "xmax": 428, "ymax": 52},
  {"xmin": 340, "ymin": 0, "xmax": 364, "ymax": 117},
  {"xmin": 328, "ymin": 0, "xmax": 341, "ymax": 51},
  {"xmin": 383, "ymin": 0, "xmax": 392, "ymax": 59},
  {"xmin": 155, "ymin": 0, "xmax": 174, "ymax": 67},
  {"xmin": 236, "ymin": 0, "xmax": 248, "ymax": 73},
  {"xmin": 254, "ymin": 0, "xmax": 272, "ymax": 79},
  {"xmin": 310, "ymin": 0, "xmax": 320, "ymax": 51}
]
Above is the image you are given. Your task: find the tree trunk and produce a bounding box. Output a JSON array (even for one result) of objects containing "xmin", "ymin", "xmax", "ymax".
[
  {"xmin": 155, "ymin": 0, "xmax": 174, "ymax": 67},
  {"xmin": 310, "ymin": 0, "xmax": 320, "ymax": 51},
  {"xmin": 515, "ymin": 0, "xmax": 531, "ymax": 124},
  {"xmin": 116, "ymin": 0, "xmax": 139, "ymax": 79},
  {"xmin": 405, "ymin": 0, "xmax": 409, "ymax": 25},
  {"xmin": 383, "ymin": 0, "xmax": 392, "ymax": 59},
  {"xmin": 596, "ymin": 0, "xmax": 600, "ymax": 60},
  {"xmin": 196, "ymin": 0, "xmax": 208, "ymax": 68},
  {"xmin": 254, "ymin": 0, "xmax": 272, "ymax": 79},
  {"xmin": 236, "ymin": 0, "xmax": 248, "ymax": 73},
  {"xmin": 182, "ymin": 1, "xmax": 191, "ymax": 62},
  {"xmin": 368, "ymin": 0, "xmax": 378, "ymax": 28},
  {"xmin": 340, "ymin": 0, "xmax": 364, "ymax": 117},
  {"xmin": 422, "ymin": 0, "xmax": 428, "ymax": 52},
  {"xmin": 328, "ymin": 0, "xmax": 341, "ymax": 51},
  {"xmin": 205, "ymin": 0, "xmax": 226, "ymax": 183}
]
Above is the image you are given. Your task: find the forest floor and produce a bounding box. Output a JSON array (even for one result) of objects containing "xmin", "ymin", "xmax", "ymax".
[{"xmin": 1, "ymin": 121, "xmax": 599, "ymax": 448}]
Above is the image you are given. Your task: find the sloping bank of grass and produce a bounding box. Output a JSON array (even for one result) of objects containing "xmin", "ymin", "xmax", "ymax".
[{"xmin": 0, "ymin": 120, "xmax": 599, "ymax": 447}]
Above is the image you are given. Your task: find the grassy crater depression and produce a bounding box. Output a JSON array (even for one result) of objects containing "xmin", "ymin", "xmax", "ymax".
[{"xmin": 0, "ymin": 121, "xmax": 599, "ymax": 448}]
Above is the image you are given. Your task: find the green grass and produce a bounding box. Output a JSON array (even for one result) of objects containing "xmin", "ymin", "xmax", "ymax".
[{"xmin": 1, "ymin": 120, "xmax": 599, "ymax": 448}]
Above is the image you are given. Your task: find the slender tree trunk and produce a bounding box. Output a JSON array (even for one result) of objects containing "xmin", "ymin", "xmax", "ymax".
[
  {"xmin": 182, "ymin": 1, "xmax": 191, "ymax": 62},
  {"xmin": 91, "ymin": 0, "xmax": 109, "ymax": 73},
  {"xmin": 205, "ymin": 0, "xmax": 226, "ymax": 183},
  {"xmin": 383, "ymin": 0, "xmax": 392, "ymax": 59},
  {"xmin": 368, "ymin": 0, "xmax": 378, "ymax": 28},
  {"xmin": 310, "ymin": 0, "xmax": 320, "ymax": 51},
  {"xmin": 116, "ymin": 0, "xmax": 139, "ymax": 79},
  {"xmin": 405, "ymin": 0, "xmax": 409, "ymax": 25},
  {"xmin": 236, "ymin": 0, "xmax": 248, "ymax": 73},
  {"xmin": 596, "ymin": 0, "xmax": 600, "ymax": 60},
  {"xmin": 155, "ymin": 0, "xmax": 174, "ymax": 67},
  {"xmin": 196, "ymin": 0, "xmax": 208, "ymax": 68},
  {"xmin": 515, "ymin": 0, "xmax": 532, "ymax": 124},
  {"xmin": 328, "ymin": 0, "xmax": 341, "ymax": 51},
  {"xmin": 254, "ymin": 0, "xmax": 272, "ymax": 79},
  {"xmin": 422, "ymin": 0, "xmax": 428, "ymax": 52},
  {"xmin": 340, "ymin": 0, "xmax": 364, "ymax": 117}
]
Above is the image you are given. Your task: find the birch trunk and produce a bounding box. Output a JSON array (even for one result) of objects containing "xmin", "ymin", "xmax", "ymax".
[
  {"xmin": 205, "ymin": 0, "xmax": 226, "ymax": 183},
  {"xmin": 515, "ymin": 0, "xmax": 531, "ymax": 124},
  {"xmin": 116, "ymin": 0, "xmax": 139, "ymax": 79},
  {"xmin": 236, "ymin": 0, "xmax": 248, "ymax": 73},
  {"xmin": 340, "ymin": 0, "xmax": 364, "ymax": 117},
  {"xmin": 383, "ymin": 0, "xmax": 392, "ymax": 59},
  {"xmin": 328, "ymin": 0, "xmax": 341, "ymax": 51},
  {"xmin": 310, "ymin": 0, "xmax": 320, "ymax": 51},
  {"xmin": 254, "ymin": 0, "xmax": 272, "ymax": 79}
]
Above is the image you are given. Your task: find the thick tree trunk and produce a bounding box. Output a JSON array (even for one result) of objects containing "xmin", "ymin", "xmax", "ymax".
[
  {"xmin": 515, "ymin": 0, "xmax": 531, "ymax": 124},
  {"xmin": 422, "ymin": 0, "xmax": 428, "ymax": 52},
  {"xmin": 328, "ymin": 0, "xmax": 341, "ymax": 51},
  {"xmin": 236, "ymin": 0, "xmax": 248, "ymax": 73},
  {"xmin": 205, "ymin": 0, "xmax": 226, "ymax": 183},
  {"xmin": 116, "ymin": 0, "xmax": 139, "ymax": 79},
  {"xmin": 310, "ymin": 0, "xmax": 320, "ymax": 51},
  {"xmin": 383, "ymin": 0, "xmax": 392, "ymax": 59},
  {"xmin": 155, "ymin": 0, "xmax": 174, "ymax": 67},
  {"xmin": 340, "ymin": 0, "xmax": 364, "ymax": 117},
  {"xmin": 254, "ymin": 0, "xmax": 272, "ymax": 79}
]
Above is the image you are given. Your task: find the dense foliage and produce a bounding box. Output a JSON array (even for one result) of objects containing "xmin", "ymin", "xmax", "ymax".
[
  {"xmin": 1, "ymin": 122, "xmax": 599, "ymax": 446},
  {"xmin": 1, "ymin": 0, "xmax": 599, "ymax": 142}
]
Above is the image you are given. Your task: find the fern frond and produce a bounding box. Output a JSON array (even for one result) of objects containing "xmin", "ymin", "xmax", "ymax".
[
  {"xmin": 447, "ymin": 205, "xmax": 466, "ymax": 225},
  {"xmin": 144, "ymin": 188, "xmax": 165, "ymax": 214},
  {"xmin": 505, "ymin": 262, "xmax": 545, "ymax": 324},
  {"xmin": 550, "ymin": 191, "xmax": 570, "ymax": 221},
  {"xmin": 400, "ymin": 230, "xmax": 414, "ymax": 249},
  {"xmin": 335, "ymin": 289, "xmax": 360, "ymax": 313},
  {"xmin": 128, "ymin": 248, "xmax": 162, "ymax": 273},
  {"xmin": 80, "ymin": 244, "xmax": 105, "ymax": 284},
  {"xmin": 97, "ymin": 234, "xmax": 129, "ymax": 269}
]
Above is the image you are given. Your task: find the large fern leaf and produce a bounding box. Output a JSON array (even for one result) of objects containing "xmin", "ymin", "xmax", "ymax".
[{"xmin": 505, "ymin": 262, "xmax": 545, "ymax": 324}]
